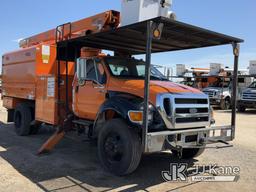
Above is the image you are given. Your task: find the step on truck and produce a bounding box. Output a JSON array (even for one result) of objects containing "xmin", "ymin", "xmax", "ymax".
[{"xmin": 1, "ymin": 2, "xmax": 243, "ymax": 175}]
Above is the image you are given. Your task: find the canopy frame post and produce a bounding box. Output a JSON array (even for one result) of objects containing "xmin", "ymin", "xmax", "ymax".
[
  {"xmin": 231, "ymin": 42, "xmax": 240, "ymax": 140},
  {"xmin": 142, "ymin": 21, "xmax": 153, "ymax": 152}
]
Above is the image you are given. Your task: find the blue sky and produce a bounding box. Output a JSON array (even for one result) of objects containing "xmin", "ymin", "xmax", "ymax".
[{"xmin": 0, "ymin": 0, "xmax": 255, "ymax": 73}]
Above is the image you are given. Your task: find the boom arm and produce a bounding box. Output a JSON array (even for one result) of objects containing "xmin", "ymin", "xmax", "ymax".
[{"xmin": 19, "ymin": 10, "xmax": 120, "ymax": 48}]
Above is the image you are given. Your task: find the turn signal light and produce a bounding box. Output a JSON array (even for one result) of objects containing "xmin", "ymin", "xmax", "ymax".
[
  {"xmin": 128, "ymin": 111, "xmax": 143, "ymax": 123},
  {"xmin": 153, "ymin": 29, "xmax": 161, "ymax": 39}
]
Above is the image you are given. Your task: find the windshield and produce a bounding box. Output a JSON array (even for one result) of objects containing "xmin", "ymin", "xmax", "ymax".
[
  {"xmin": 209, "ymin": 80, "xmax": 230, "ymax": 88},
  {"xmin": 249, "ymin": 82, "xmax": 256, "ymax": 88},
  {"xmin": 104, "ymin": 57, "xmax": 168, "ymax": 81}
]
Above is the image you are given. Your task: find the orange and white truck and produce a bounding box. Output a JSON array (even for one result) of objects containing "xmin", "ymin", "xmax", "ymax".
[{"xmin": 1, "ymin": 1, "xmax": 243, "ymax": 175}]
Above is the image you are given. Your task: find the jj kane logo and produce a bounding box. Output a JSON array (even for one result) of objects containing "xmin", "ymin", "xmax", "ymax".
[{"xmin": 162, "ymin": 163, "xmax": 240, "ymax": 182}]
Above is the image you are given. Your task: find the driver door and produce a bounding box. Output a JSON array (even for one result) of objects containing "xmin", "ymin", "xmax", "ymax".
[{"xmin": 74, "ymin": 58, "xmax": 107, "ymax": 120}]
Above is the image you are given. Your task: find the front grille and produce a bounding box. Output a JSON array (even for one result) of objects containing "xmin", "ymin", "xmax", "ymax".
[
  {"xmin": 176, "ymin": 108, "xmax": 208, "ymax": 114},
  {"xmin": 157, "ymin": 93, "xmax": 210, "ymax": 129},
  {"xmin": 203, "ymin": 91, "xmax": 214, "ymax": 98},
  {"xmin": 242, "ymin": 92, "xmax": 256, "ymax": 101},
  {"xmin": 176, "ymin": 117, "xmax": 209, "ymax": 123},
  {"xmin": 175, "ymin": 98, "xmax": 208, "ymax": 104}
]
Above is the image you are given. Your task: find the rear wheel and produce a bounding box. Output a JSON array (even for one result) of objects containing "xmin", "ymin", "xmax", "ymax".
[
  {"xmin": 98, "ymin": 118, "xmax": 142, "ymax": 176},
  {"xmin": 172, "ymin": 147, "xmax": 205, "ymax": 159},
  {"xmin": 14, "ymin": 103, "xmax": 32, "ymax": 136}
]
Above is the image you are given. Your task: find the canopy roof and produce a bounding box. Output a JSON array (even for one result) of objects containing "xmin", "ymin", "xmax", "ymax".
[{"xmin": 57, "ymin": 16, "xmax": 243, "ymax": 60}]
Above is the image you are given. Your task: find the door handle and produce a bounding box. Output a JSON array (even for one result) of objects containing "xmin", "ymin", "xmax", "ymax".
[
  {"xmin": 75, "ymin": 86, "xmax": 79, "ymax": 93},
  {"xmin": 98, "ymin": 89, "xmax": 107, "ymax": 93}
]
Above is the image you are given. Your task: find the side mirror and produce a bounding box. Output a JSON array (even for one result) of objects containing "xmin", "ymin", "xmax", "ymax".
[{"xmin": 77, "ymin": 58, "xmax": 87, "ymax": 80}]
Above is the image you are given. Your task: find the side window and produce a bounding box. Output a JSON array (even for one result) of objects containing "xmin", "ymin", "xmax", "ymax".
[
  {"xmin": 136, "ymin": 65, "xmax": 145, "ymax": 76},
  {"xmin": 86, "ymin": 59, "xmax": 106, "ymax": 84},
  {"xmin": 86, "ymin": 59, "xmax": 96, "ymax": 80},
  {"xmin": 77, "ymin": 58, "xmax": 106, "ymax": 84},
  {"xmin": 238, "ymin": 78, "xmax": 245, "ymax": 83},
  {"xmin": 109, "ymin": 64, "xmax": 129, "ymax": 76},
  {"xmin": 96, "ymin": 62, "xmax": 107, "ymax": 84}
]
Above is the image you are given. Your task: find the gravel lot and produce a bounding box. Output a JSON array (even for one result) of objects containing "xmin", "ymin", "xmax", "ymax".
[{"xmin": 0, "ymin": 99, "xmax": 255, "ymax": 192}]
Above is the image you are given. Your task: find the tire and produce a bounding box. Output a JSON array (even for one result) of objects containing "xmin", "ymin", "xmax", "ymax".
[
  {"xmin": 172, "ymin": 147, "xmax": 205, "ymax": 159},
  {"xmin": 237, "ymin": 105, "xmax": 246, "ymax": 112},
  {"xmin": 98, "ymin": 118, "xmax": 142, "ymax": 176},
  {"xmin": 220, "ymin": 97, "xmax": 231, "ymax": 110},
  {"xmin": 14, "ymin": 103, "xmax": 32, "ymax": 136}
]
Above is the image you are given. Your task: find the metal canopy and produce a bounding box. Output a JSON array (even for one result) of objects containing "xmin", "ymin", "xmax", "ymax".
[{"xmin": 57, "ymin": 16, "xmax": 243, "ymax": 60}]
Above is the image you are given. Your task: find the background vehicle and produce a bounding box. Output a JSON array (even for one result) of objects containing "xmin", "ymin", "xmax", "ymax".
[
  {"xmin": 175, "ymin": 64, "xmax": 211, "ymax": 90},
  {"xmin": 238, "ymin": 81, "xmax": 256, "ymax": 112},
  {"xmin": 1, "ymin": 0, "xmax": 243, "ymax": 175},
  {"xmin": 202, "ymin": 64, "xmax": 251, "ymax": 110},
  {"xmin": 237, "ymin": 62, "xmax": 256, "ymax": 112}
]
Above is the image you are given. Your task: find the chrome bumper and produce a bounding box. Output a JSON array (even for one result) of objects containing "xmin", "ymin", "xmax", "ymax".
[{"xmin": 145, "ymin": 125, "xmax": 233, "ymax": 153}]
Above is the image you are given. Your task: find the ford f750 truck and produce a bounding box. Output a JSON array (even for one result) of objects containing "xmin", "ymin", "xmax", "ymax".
[{"xmin": 1, "ymin": 6, "xmax": 243, "ymax": 175}]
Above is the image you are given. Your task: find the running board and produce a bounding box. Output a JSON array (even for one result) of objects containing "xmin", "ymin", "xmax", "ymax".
[{"xmin": 72, "ymin": 119, "xmax": 93, "ymax": 127}]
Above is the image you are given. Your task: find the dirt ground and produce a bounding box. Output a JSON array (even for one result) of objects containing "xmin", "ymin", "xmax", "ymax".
[{"xmin": 0, "ymin": 100, "xmax": 255, "ymax": 192}]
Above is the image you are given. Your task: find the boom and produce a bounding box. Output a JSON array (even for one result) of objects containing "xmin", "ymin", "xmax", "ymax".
[{"xmin": 19, "ymin": 10, "xmax": 120, "ymax": 48}]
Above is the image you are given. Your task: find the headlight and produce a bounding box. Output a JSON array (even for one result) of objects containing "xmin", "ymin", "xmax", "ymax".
[{"xmin": 215, "ymin": 91, "xmax": 220, "ymax": 96}]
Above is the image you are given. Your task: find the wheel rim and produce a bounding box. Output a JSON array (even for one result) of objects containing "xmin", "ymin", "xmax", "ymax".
[
  {"xmin": 15, "ymin": 112, "xmax": 22, "ymax": 128},
  {"xmin": 225, "ymin": 99, "xmax": 231, "ymax": 109},
  {"xmin": 104, "ymin": 132, "xmax": 124, "ymax": 162}
]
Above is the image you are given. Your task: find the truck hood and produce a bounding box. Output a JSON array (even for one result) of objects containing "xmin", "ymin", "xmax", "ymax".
[
  {"xmin": 243, "ymin": 88, "xmax": 256, "ymax": 94},
  {"xmin": 108, "ymin": 79, "xmax": 202, "ymax": 104},
  {"xmin": 203, "ymin": 87, "xmax": 223, "ymax": 92}
]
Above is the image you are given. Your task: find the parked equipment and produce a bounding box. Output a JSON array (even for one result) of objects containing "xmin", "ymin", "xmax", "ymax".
[
  {"xmin": 176, "ymin": 64, "xmax": 211, "ymax": 89},
  {"xmin": 1, "ymin": 3, "xmax": 243, "ymax": 175}
]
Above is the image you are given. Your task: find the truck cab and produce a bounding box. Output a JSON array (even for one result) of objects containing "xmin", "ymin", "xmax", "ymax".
[
  {"xmin": 74, "ymin": 55, "xmax": 210, "ymax": 130},
  {"xmin": 238, "ymin": 81, "xmax": 256, "ymax": 112}
]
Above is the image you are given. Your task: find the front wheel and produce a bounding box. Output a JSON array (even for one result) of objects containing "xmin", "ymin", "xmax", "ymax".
[
  {"xmin": 220, "ymin": 98, "xmax": 231, "ymax": 110},
  {"xmin": 98, "ymin": 119, "xmax": 142, "ymax": 176},
  {"xmin": 237, "ymin": 105, "xmax": 246, "ymax": 112},
  {"xmin": 172, "ymin": 147, "xmax": 205, "ymax": 159}
]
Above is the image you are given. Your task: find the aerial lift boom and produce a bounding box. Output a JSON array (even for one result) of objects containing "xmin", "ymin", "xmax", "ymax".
[{"xmin": 19, "ymin": 10, "xmax": 120, "ymax": 48}]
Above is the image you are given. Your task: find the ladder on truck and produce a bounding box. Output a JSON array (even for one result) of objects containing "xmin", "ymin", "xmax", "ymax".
[{"xmin": 38, "ymin": 23, "xmax": 77, "ymax": 154}]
